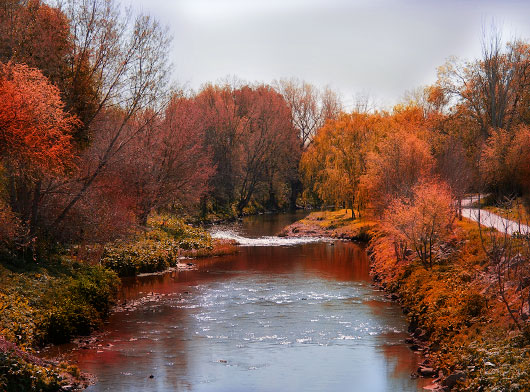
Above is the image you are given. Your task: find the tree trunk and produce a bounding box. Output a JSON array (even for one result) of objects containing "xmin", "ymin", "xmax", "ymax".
[
  {"xmin": 29, "ymin": 181, "xmax": 41, "ymax": 236},
  {"xmin": 289, "ymin": 178, "xmax": 302, "ymax": 211}
]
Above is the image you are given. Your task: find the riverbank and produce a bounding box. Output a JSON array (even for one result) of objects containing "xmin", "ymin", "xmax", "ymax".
[
  {"xmin": 278, "ymin": 209, "xmax": 376, "ymax": 241},
  {"xmin": 0, "ymin": 215, "xmax": 238, "ymax": 391},
  {"xmin": 282, "ymin": 210, "xmax": 530, "ymax": 391}
]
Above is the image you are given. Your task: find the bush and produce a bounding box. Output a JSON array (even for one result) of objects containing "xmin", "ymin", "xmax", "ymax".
[
  {"xmin": 0, "ymin": 351, "xmax": 63, "ymax": 392},
  {"xmin": 0, "ymin": 260, "xmax": 119, "ymax": 348},
  {"xmin": 38, "ymin": 265, "xmax": 119, "ymax": 344},
  {"xmin": 101, "ymin": 215, "xmax": 212, "ymax": 276}
]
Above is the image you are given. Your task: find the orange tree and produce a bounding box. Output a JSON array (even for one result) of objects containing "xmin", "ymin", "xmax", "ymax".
[{"xmin": 300, "ymin": 112, "xmax": 382, "ymax": 217}]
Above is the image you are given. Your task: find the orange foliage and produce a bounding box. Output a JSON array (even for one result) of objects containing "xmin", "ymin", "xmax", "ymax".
[
  {"xmin": 362, "ymin": 131, "xmax": 434, "ymax": 213},
  {"xmin": 381, "ymin": 181, "xmax": 455, "ymax": 269},
  {"xmin": 300, "ymin": 112, "xmax": 383, "ymax": 215},
  {"xmin": 0, "ymin": 62, "xmax": 78, "ymax": 175}
]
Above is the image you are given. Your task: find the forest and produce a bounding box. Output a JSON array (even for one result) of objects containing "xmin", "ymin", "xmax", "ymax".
[{"xmin": 2, "ymin": 0, "xmax": 530, "ymax": 391}]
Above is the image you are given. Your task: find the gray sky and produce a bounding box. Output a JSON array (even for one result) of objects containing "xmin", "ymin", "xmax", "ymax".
[{"xmin": 126, "ymin": 0, "xmax": 530, "ymax": 110}]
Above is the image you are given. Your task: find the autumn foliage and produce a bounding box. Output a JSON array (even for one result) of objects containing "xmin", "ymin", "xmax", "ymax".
[
  {"xmin": 382, "ymin": 181, "xmax": 455, "ymax": 268},
  {"xmin": 0, "ymin": 62, "xmax": 77, "ymax": 175}
]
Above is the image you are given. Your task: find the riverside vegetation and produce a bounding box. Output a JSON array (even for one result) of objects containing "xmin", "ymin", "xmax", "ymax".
[
  {"xmin": 0, "ymin": 216, "xmax": 236, "ymax": 391},
  {"xmin": 282, "ymin": 208, "xmax": 530, "ymax": 391}
]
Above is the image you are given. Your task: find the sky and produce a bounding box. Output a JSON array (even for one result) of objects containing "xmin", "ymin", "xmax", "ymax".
[{"xmin": 126, "ymin": 0, "xmax": 530, "ymax": 110}]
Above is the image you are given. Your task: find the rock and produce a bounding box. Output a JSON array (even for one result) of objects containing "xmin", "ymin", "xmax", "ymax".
[
  {"xmin": 418, "ymin": 366, "xmax": 436, "ymax": 377},
  {"xmin": 442, "ymin": 371, "xmax": 466, "ymax": 390},
  {"xmin": 423, "ymin": 384, "xmax": 442, "ymax": 391}
]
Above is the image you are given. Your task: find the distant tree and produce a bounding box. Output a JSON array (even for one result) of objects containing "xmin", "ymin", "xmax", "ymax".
[
  {"xmin": 275, "ymin": 79, "xmax": 342, "ymax": 208},
  {"xmin": 437, "ymin": 29, "xmax": 530, "ymax": 138},
  {"xmin": 507, "ymin": 126, "xmax": 530, "ymax": 199},
  {"xmin": 363, "ymin": 131, "xmax": 434, "ymax": 214},
  {"xmin": 115, "ymin": 95, "xmax": 214, "ymax": 225},
  {"xmin": 301, "ymin": 113, "xmax": 379, "ymax": 217},
  {"xmin": 276, "ymin": 78, "xmax": 342, "ymax": 148},
  {"xmin": 480, "ymin": 128, "xmax": 516, "ymax": 196},
  {"xmin": 436, "ymin": 138, "xmax": 472, "ymax": 219},
  {"xmin": 196, "ymin": 83, "xmax": 298, "ymax": 214}
]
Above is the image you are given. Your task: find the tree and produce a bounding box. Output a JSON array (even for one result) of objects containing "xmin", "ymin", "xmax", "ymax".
[
  {"xmin": 0, "ymin": 62, "xmax": 78, "ymax": 236},
  {"xmin": 51, "ymin": 0, "xmax": 172, "ymax": 230},
  {"xmin": 233, "ymin": 85, "xmax": 298, "ymax": 213},
  {"xmin": 300, "ymin": 112, "xmax": 380, "ymax": 217},
  {"xmin": 0, "ymin": 0, "xmax": 98, "ymax": 145},
  {"xmin": 383, "ymin": 181, "xmax": 455, "ymax": 269},
  {"xmin": 363, "ymin": 131, "xmax": 434, "ymax": 214}
]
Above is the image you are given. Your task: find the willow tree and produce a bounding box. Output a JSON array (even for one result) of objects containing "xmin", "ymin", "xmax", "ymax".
[{"xmin": 300, "ymin": 113, "xmax": 379, "ymax": 218}]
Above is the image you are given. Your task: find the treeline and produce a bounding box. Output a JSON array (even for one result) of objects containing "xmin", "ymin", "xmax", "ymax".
[
  {"xmin": 0, "ymin": 0, "xmax": 342, "ymax": 259},
  {"xmin": 302, "ymin": 33, "xmax": 530, "ymax": 217}
]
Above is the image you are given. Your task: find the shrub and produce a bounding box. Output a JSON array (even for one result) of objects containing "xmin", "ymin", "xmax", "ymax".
[
  {"xmin": 101, "ymin": 215, "xmax": 212, "ymax": 276},
  {"xmin": 0, "ymin": 351, "xmax": 63, "ymax": 392}
]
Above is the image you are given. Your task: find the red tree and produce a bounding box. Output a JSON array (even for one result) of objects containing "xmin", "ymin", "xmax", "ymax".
[{"xmin": 0, "ymin": 62, "xmax": 78, "ymax": 237}]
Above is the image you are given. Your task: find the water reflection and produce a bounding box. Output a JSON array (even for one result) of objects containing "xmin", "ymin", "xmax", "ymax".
[{"xmin": 56, "ymin": 214, "xmax": 425, "ymax": 392}]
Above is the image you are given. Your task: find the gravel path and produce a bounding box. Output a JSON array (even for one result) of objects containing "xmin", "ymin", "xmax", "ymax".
[{"xmin": 461, "ymin": 196, "xmax": 530, "ymax": 235}]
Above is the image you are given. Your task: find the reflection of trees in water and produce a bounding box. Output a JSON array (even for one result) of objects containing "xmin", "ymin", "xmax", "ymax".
[{"xmin": 73, "ymin": 292, "xmax": 193, "ymax": 391}]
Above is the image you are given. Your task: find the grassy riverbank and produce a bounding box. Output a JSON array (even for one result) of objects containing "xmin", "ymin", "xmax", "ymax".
[
  {"xmin": 284, "ymin": 210, "xmax": 530, "ymax": 391},
  {"xmin": 279, "ymin": 209, "xmax": 376, "ymax": 240},
  {"xmin": 0, "ymin": 256, "xmax": 119, "ymax": 390},
  {"xmin": 0, "ymin": 215, "xmax": 237, "ymax": 391}
]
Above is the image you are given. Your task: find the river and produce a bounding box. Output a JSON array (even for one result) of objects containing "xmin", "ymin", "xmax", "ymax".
[{"xmin": 51, "ymin": 212, "xmax": 427, "ymax": 391}]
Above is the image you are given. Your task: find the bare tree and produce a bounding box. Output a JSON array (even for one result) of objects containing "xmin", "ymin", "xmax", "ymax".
[
  {"xmin": 438, "ymin": 24, "xmax": 530, "ymax": 138},
  {"xmin": 49, "ymin": 0, "xmax": 172, "ymax": 228},
  {"xmin": 275, "ymin": 78, "xmax": 342, "ymax": 148},
  {"xmin": 478, "ymin": 198, "xmax": 530, "ymax": 330}
]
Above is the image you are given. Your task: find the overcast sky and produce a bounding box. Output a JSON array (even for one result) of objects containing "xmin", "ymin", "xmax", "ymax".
[{"xmin": 126, "ymin": 0, "xmax": 530, "ymax": 109}]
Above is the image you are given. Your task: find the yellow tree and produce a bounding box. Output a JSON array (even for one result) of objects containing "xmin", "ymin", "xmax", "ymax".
[{"xmin": 300, "ymin": 113, "xmax": 381, "ymax": 218}]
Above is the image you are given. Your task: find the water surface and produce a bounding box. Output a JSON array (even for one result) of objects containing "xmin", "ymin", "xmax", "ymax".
[{"xmin": 54, "ymin": 212, "xmax": 425, "ymax": 391}]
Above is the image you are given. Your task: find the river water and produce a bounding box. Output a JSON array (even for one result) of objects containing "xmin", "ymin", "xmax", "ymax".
[{"xmin": 55, "ymin": 212, "xmax": 426, "ymax": 391}]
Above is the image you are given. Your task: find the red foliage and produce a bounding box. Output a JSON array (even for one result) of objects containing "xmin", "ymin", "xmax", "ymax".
[{"xmin": 0, "ymin": 62, "xmax": 77, "ymax": 175}]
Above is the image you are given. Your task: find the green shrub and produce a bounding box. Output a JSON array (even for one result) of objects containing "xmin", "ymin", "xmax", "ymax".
[
  {"xmin": 101, "ymin": 215, "xmax": 212, "ymax": 276},
  {"xmin": 38, "ymin": 265, "xmax": 119, "ymax": 344}
]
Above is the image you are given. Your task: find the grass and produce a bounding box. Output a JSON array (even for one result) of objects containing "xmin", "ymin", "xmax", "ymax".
[{"xmin": 298, "ymin": 209, "xmax": 377, "ymax": 240}]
